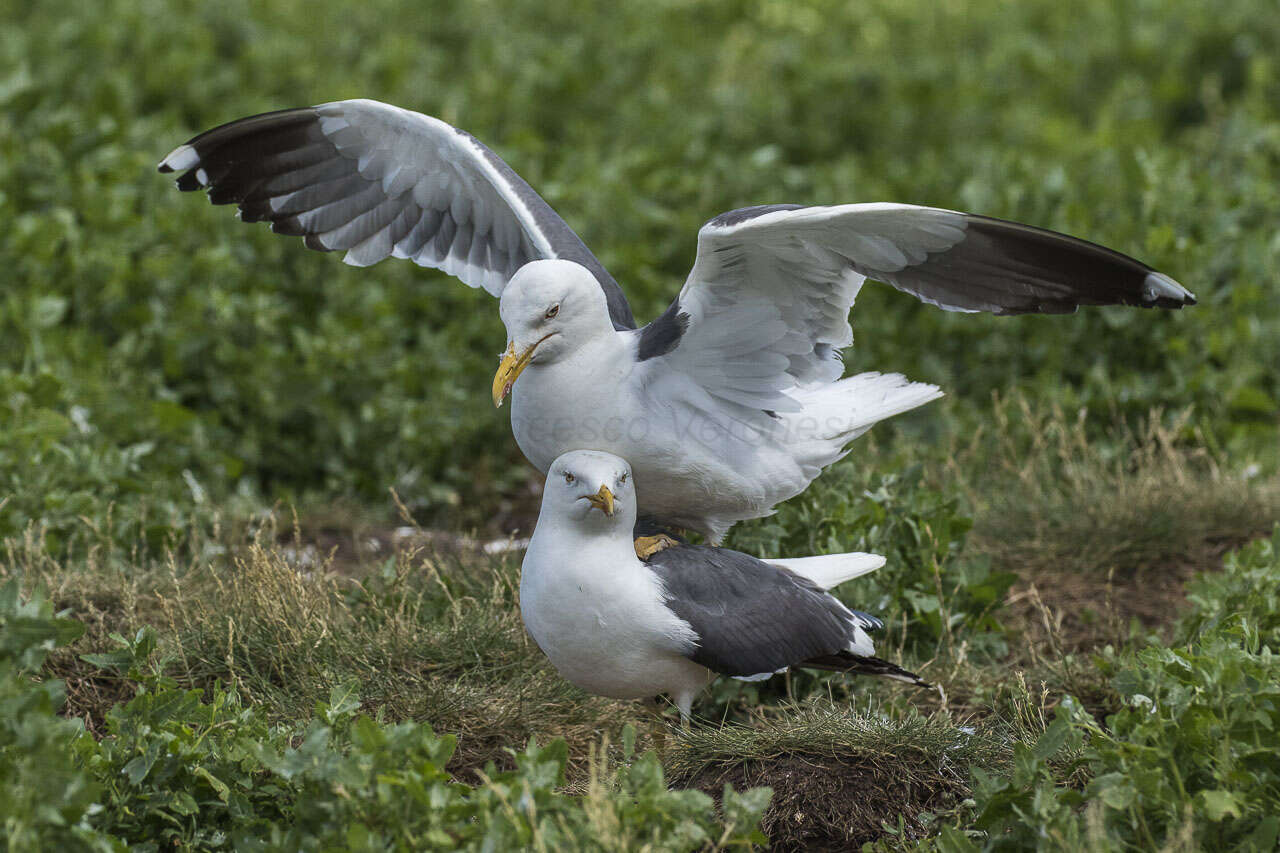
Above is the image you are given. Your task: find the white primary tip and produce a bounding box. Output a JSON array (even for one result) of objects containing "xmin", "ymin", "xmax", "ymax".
[
  {"xmin": 1143, "ymin": 272, "xmax": 1195, "ymax": 304},
  {"xmin": 159, "ymin": 143, "xmax": 200, "ymax": 172}
]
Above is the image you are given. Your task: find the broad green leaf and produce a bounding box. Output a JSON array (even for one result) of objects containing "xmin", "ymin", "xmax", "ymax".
[{"xmin": 1197, "ymin": 789, "xmax": 1244, "ymax": 822}]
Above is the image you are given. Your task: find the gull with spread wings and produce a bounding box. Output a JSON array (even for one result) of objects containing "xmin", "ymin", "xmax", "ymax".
[{"xmin": 160, "ymin": 99, "xmax": 1195, "ymax": 549}]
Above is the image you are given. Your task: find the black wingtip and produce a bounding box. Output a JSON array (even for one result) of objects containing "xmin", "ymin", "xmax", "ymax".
[
  {"xmin": 850, "ymin": 610, "xmax": 884, "ymax": 631},
  {"xmin": 176, "ymin": 172, "xmax": 207, "ymax": 192},
  {"xmin": 877, "ymin": 660, "xmax": 932, "ymax": 689},
  {"xmin": 958, "ymin": 216, "xmax": 1198, "ymax": 314},
  {"xmin": 800, "ymin": 651, "xmax": 932, "ymax": 688}
]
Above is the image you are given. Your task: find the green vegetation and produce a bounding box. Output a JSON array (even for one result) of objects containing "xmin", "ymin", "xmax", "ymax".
[
  {"xmin": 923, "ymin": 531, "xmax": 1280, "ymax": 852},
  {"xmin": 2, "ymin": 583, "xmax": 770, "ymax": 849},
  {"xmin": 3, "ymin": 0, "xmax": 1279, "ymax": 848}
]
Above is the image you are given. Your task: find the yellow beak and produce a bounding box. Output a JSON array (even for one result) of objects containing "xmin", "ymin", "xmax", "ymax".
[
  {"xmin": 492, "ymin": 340, "xmax": 539, "ymax": 408},
  {"xmin": 585, "ymin": 484, "xmax": 616, "ymax": 516}
]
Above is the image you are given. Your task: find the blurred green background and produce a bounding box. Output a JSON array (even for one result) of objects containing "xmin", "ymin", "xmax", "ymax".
[{"xmin": 3, "ymin": 0, "xmax": 1278, "ymax": 552}]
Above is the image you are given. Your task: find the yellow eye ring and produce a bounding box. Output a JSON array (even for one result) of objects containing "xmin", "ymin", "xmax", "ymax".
[{"xmin": 564, "ymin": 472, "xmax": 574, "ymax": 484}]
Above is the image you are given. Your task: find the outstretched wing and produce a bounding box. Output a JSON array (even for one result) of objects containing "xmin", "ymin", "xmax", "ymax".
[
  {"xmin": 158, "ymin": 99, "xmax": 635, "ymax": 328},
  {"xmin": 639, "ymin": 203, "xmax": 1195, "ymax": 413},
  {"xmin": 647, "ymin": 545, "xmax": 880, "ymax": 679}
]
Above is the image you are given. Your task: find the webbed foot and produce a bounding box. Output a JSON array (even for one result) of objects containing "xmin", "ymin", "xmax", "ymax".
[{"xmin": 634, "ymin": 533, "xmax": 679, "ymax": 560}]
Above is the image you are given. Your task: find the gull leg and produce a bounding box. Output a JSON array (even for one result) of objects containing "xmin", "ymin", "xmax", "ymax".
[
  {"xmin": 634, "ymin": 533, "xmax": 679, "ymax": 560},
  {"xmin": 673, "ymin": 691, "xmax": 694, "ymax": 729}
]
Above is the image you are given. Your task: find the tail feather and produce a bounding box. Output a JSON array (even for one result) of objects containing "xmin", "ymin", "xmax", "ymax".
[
  {"xmin": 783, "ymin": 372, "xmax": 943, "ymax": 477},
  {"xmin": 802, "ymin": 651, "xmax": 932, "ymax": 688},
  {"xmin": 767, "ymin": 551, "xmax": 885, "ymax": 590}
]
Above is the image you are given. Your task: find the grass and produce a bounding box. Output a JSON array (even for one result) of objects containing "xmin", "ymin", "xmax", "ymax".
[
  {"xmin": 6, "ymin": 403, "xmax": 1276, "ymax": 847},
  {"xmin": 29, "ymin": 534, "xmax": 636, "ymax": 780},
  {"xmin": 957, "ymin": 397, "xmax": 1280, "ymax": 579},
  {"xmin": 665, "ymin": 705, "xmax": 1009, "ymax": 850}
]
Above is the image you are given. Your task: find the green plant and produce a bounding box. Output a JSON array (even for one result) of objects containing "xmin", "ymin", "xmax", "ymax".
[
  {"xmin": 0, "ymin": 579, "xmax": 118, "ymax": 850},
  {"xmin": 79, "ymin": 671, "xmax": 771, "ymax": 851},
  {"xmin": 922, "ymin": 532, "xmax": 1280, "ymax": 852},
  {"xmin": 730, "ymin": 465, "xmax": 1014, "ymax": 659},
  {"xmin": 1179, "ymin": 527, "xmax": 1280, "ymax": 644}
]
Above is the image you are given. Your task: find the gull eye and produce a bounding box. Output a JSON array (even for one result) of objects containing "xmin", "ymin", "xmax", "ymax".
[
  {"xmin": 619, "ymin": 472, "xmax": 628, "ymax": 484},
  {"xmin": 564, "ymin": 471, "xmax": 575, "ymax": 484},
  {"xmin": 544, "ymin": 303, "xmax": 560, "ymax": 320}
]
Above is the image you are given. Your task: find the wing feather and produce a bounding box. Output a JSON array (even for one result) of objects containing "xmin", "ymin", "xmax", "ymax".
[
  {"xmin": 647, "ymin": 545, "xmax": 877, "ymax": 678},
  {"xmin": 640, "ymin": 202, "xmax": 1194, "ymax": 421},
  {"xmin": 159, "ymin": 99, "xmax": 636, "ymax": 327}
]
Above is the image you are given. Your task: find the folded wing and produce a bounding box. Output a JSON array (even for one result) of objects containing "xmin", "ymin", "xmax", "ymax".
[{"xmin": 647, "ymin": 545, "xmax": 880, "ymax": 679}]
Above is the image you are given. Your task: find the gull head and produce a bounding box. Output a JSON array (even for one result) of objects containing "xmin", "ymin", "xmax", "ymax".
[
  {"xmin": 541, "ymin": 450, "xmax": 636, "ymax": 531},
  {"xmin": 493, "ymin": 260, "xmax": 614, "ymax": 407}
]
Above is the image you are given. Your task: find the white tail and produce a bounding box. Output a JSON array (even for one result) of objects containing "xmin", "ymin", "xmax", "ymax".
[
  {"xmin": 767, "ymin": 551, "xmax": 885, "ymax": 590},
  {"xmin": 781, "ymin": 372, "xmax": 943, "ymax": 478}
]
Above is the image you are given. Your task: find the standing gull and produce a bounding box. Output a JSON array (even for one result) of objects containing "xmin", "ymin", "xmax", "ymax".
[
  {"xmin": 159, "ymin": 99, "xmax": 1196, "ymax": 546},
  {"xmin": 520, "ymin": 450, "xmax": 928, "ymax": 722}
]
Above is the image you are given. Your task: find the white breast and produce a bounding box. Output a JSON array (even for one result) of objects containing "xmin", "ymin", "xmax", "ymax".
[
  {"xmin": 519, "ymin": 534, "xmax": 706, "ymax": 701},
  {"xmin": 508, "ymin": 330, "xmax": 811, "ymax": 542},
  {"xmin": 510, "ymin": 335, "xmax": 641, "ymax": 471}
]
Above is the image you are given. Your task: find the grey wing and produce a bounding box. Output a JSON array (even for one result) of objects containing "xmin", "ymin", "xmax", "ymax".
[
  {"xmin": 158, "ymin": 99, "xmax": 635, "ymax": 329},
  {"xmin": 642, "ymin": 202, "xmax": 1195, "ymax": 413},
  {"xmin": 693, "ymin": 203, "xmax": 1196, "ymax": 316},
  {"xmin": 645, "ymin": 545, "xmax": 878, "ymax": 678}
]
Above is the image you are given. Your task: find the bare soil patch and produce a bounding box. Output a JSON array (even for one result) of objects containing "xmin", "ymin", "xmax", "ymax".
[{"xmin": 1004, "ymin": 536, "xmax": 1253, "ymax": 654}]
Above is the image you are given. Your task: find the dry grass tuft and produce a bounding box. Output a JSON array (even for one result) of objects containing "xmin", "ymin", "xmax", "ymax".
[
  {"xmin": 149, "ymin": 535, "xmax": 648, "ymax": 777},
  {"xmin": 3, "ymin": 515, "xmax": 648, "ymax": 779},
  {"xmin": 954, "ymin": 397, "xmax": 1280, "ymax": 579}
]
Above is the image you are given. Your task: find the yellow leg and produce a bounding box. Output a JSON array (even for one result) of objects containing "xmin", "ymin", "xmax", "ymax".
[{"xmin": 634, "ymin": 533, "xmax": 679, "ymax": 560}]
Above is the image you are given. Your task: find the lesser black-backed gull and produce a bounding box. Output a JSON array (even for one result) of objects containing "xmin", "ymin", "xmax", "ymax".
[{"xmin": 520, "ymin": 450, "xmax": 929, "ymax": 722}]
